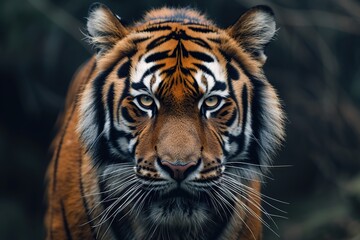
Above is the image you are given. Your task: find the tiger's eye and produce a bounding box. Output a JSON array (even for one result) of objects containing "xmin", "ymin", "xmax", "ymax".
[
  {"xmin": 204, "ymin": 96, "xmax": 220, "ymax": 109},
  {"xmin": 139, "ymin": 95, "xmax": 154, "ymax": 108}
]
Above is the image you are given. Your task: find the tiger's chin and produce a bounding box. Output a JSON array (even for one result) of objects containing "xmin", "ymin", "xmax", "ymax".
[
  {"xmin": 145, "ymin": 189, "xmax": 212, "ymax": 229},
  {"xmin": 148, "ymin": 198, "xmax": 209, "ymax": 228}
]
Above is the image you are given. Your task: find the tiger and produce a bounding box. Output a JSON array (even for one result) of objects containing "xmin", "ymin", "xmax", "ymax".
[{"xmin": 45, "ymin": 3, "xmax": 285, "ymax": 240}]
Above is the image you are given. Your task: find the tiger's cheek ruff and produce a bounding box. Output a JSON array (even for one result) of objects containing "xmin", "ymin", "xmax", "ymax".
[
  {"xmin": 77, "ymin": 54, "xmax": 139, "ymax": 163},
  {"xmin": 250, "ymin": 79, "xmax": 285, "ymax": 171},
  {"xmin": 78, "ymin": 70, "xmax": 107, "ymax": 153}
]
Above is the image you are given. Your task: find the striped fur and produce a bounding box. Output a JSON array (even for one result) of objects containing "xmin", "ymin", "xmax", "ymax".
[{"xmin": 45, "ymin": 4, "xmax": 285, "ymax": 240}]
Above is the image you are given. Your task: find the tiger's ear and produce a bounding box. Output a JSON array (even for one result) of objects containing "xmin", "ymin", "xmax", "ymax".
[
  {"xmin": 227, "ymin": 5, "xmax": 276, "ymax": 64},
  {"xmin": 86, "ymin": 3, "xmax": 128, "ymax": 55}
]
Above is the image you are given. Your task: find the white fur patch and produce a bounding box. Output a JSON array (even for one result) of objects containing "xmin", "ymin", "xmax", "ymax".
[
  {"xmin": 77, "ymin": 87, "xmax": 98, "ymax": 148},
  {"xmin": 87, "ymin": 8, "xmax": 110, "ymax": 38},
  {"xmin": 250, "ymin": 11, "xmax": 276, "ymax": 46}
]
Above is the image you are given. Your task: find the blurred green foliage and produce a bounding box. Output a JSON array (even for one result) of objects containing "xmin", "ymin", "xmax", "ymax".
[{"xmin": 1, "ymin": 0, "xmax": 360, "ymax": 239}]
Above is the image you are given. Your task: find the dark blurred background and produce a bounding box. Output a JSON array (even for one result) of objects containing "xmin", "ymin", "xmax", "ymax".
[{"xmin": 1, "ymin": 0, "xmax": 360, "ymax": 239}]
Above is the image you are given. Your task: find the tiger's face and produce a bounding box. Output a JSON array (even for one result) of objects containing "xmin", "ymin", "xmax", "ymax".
[
  {"xmin": 79, "ymin": 3, "xmax": 285, "ymax": 234},
  {"xmin": 127, "ymin": 26, "xmax": 237, "ymax": 226}
]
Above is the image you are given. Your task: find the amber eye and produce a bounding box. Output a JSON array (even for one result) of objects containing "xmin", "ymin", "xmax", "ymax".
[
  {"xmin": 138, "ymin": 95, "xmax": 154, "ymax": 108},
  {"xmin": 204, "ymin": 96, "xmax": 221, "ymax": 109}
]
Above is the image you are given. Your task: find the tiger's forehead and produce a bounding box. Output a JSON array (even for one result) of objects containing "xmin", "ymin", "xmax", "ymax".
[{"xmin": 130, "ymin": 23, "xmax": 228, "ymax": 100}]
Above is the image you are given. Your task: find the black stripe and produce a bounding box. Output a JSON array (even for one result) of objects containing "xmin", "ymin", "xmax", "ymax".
[
  {"xmin": 225, "ymin": 109, "xmax": 237, "ymax": 127},
  {"xmin": 226, "ymin": 62, "xmax": 240, "ymax": 80},
  {"xmin": 60, "ymin": 200, "xmax": 73, "ymax": 240},
  {"xmin": 212, "ymin": 81, "xmax": 227, "ymax": 91},
  {"xmin": 117, "ymin": 60, "xmax": 130, "ymax": 79},
  {"xmin": 91, "ymin": 70, "xmax": 110, "ymax": 137},
  {"xmin": 226, "ymin": 86, "xmax": 249, "ymax": 156},
  {"xmin": 141, "ymin": 25, "xmax": 172, "ymax": 32},
  {"xmin": 145, "ymin": 50, "xmax": 170, "ymax": 63},
  {"xmin": 146, "ymin": 29, "xmax": 212, "ymax": 51},
  {"xmin": 232, "ymin": 85, "xmax": 248, "ymax": 155},
  {"xmin": 52, "ymin": 108, "xmax": 74, "ymax": 192},
  {"xmin": 241, "ymin": 85, "xmax": 248, "ymax": 133},
  {"xmin": 210, "ymin": 101, "xmax": 231, "ymax": 119},
  {"xmin": 200, "ymin": 166, "xmax": 221, "ymax": 174},
  {"xmin": 208, "ymin": 38, "xmax": 221, "ymax": 44},
  {"xmin": 115, "ymin": 59, "xmax": 131, "ymax": 124},
  {"xmin": 130, "ymin": 102, "xmax": 143, "ymax": 117},
  {"xmin": 193, "ymin": 63, "xmax": 216, "ymax": 80},
  {"xmin": 121, "ymin": 107, "xmax": 135, "ymax": 123},
  {"xmin": 155, "ymin": 80, "xmax": 169, "ymax": 100},
  {"xmin": 218, "ymin": 49, "xmax": 241, "ymax": 116},
  {"xmin": 52, "ymin": 109, "xmax": 74, "ymax": 191},
  {"xmin": 247, "ymin": 78, "xmax": 265, "ymax": 165},
  {"xmin": 116, "ymin": 79, "xmax": 132, "ymax": 124},
  {"xmin": 79, "ymin": 158, "xmax": 96, "ymax": 240},
  {"xmin": 189, "ymin": 51, "xmax": 214, "ymax": 62},
  {"xmin": 117, "ymin": 100, "xmax": 143, "ymax": 124},
  {"xmin": 190, "ymin": 38, "xmax": 211, "ymax": 50},
  {"xmin": 107, "ymin": 83, "xmax": 115, "ymax": 122},
  {"xmin": 146, "ymin": 35, "xmax": 171, "ymax": 51},
  {"xmin": 108, "ymin": 83, "xmax": 131, "ymax": 157},
  {"xmin": 220, "ymin": 101, "xmax": 232, "ymax": 109},
  {"xmin": 131, "ymin": 81, "xmax": 147, "ymax": 91},
  {"xmin": 121, "ymin": 46, "xmax": 137, "ymax": 59},
  {"xmin": 188, "ymin": 26, "xmax": 215, "ymax": 33},
  {"xmin": 220, "ymin": 49, "xmax": 254, "ymax": 82},
  {"xmin": 132, "ymin": 37, "xmax": 150, "ymax": 44},
  {"xmin": 219, "ymin": 49, "xmax": 232, "ymax": 63},
  {"xmin": 119, "ymin": 75, "xmax": 131, "ymax": 111},
  {"xmin": 220, "ymin": 110, "xmax": 229, "ymax": 117},
  {"xmin": 141, "ymin": 63, "xmax": 166, "ymax": 82}
]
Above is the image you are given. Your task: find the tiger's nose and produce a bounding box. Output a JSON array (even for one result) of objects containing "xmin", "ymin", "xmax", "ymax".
[{"xmin": 157, "ymin": 159, "xmax": 201, "ymax": 181}]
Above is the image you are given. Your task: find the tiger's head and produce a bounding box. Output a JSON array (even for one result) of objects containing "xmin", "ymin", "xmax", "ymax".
[{"xmin": 78, "ymin": 3, "xmax": 285, "ymax": 236}]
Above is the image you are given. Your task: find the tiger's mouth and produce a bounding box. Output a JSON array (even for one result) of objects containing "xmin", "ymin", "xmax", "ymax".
[{"xmin": 146, "ymin": 179, "xmax": 216, "ymax": 204}]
